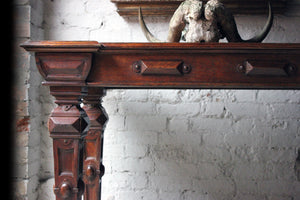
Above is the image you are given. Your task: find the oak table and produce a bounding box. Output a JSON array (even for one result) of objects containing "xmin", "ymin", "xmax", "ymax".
[{"xmin": 21, "ymin": 41, "xmax": 300, "ymax": 200}]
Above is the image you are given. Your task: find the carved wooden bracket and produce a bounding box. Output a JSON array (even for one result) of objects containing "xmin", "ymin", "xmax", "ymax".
[
  {"xmin": 111, "ymin": 0, "xmax": 288, "ymax": 16},
  {"xmin": 35, "ymin": 53, "xmax": 92, "ymax": 86}
]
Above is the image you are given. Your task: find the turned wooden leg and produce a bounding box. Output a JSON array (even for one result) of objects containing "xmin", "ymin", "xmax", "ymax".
[
  {"xmin": 48, "ymin": 86, "xmax": 87, "ymax": 200},
  {"xmin": 82, "ymin": 88, "xmax": 108, "ymax": 200}
]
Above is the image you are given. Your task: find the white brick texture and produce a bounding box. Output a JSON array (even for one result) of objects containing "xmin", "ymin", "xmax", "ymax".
[{"xmin": 20, "ymin": 0, "xmax": 300, "ymax": 199}]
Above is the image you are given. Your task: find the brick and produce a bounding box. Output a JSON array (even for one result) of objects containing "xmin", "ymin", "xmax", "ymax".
[
  {"xmin": 158, "ymin": 132, "xmax": 202, "ymax": 149},
  {"xmin": 269, "ymin": 162, "xmax": 297, "ymax": 181},
  {"xmin": 103, "ymin": 89, "xmax": 126, "ymax": 102},
  {"xmin": 106, "ymin": 115, "xmax": 125, "ymax": 131},
  {"xmin": 235, "ymin": 180, "xmax": 258, "ymax": 195},
  {"xmin": 180, "ymin": 89, "xmax": 213, "ymax": 102},
  {"xmin": 233, "ymin": 194, "xmax": 266, "ymax": 200},
  {"xmin": 14, "ymin": 163, "xmax": 28, "ymax": 180},
  {"xmin": 124, "ymin": 144, "xmax": 148, "ymax": 158},
  {"xmin": 231, "ymin": 118, "xmax": 255, "ymax": 134},
  {"xmin": 232, "ymin": 162, "xmax": 265, "ymax": 180},
  {"xmin": 123, "ymin": 90, "xmax": 149, "ymax": 102},
  {"xmin": 270, "ymin": 130, "xmax": 298, "ymax": 147},
  {"xmin": 258, "ymin": 180, "xmax": 296, "ymax": 196},
  {"xmin": 90, "ymin": 27, "xmax": 132, "ymax": 42},
  {"xmin": 257, "ymin": 147, "xmax": 296, "ymax": 162},
  {"xmin": 257, "ymin": 90, "xmax": 300, "ymax": 103},
  {"xmin": 102, "ymin": 172, "xmax": 148, "ymax": 190},
  {"xmin": 45, "ymin": 26, "xmax": 90, "ymax": 40},
  {"xmin": 104, "ymin": 144, "xmax": 125, "ymax": 158},
  {"xmin": 268, "ymin": 103, "xmax": 300, "ymax": 119},
  {"xmin": 14, "ymin": 5, "xmax": 31, "ymax": 37},
  {"xmin": 150, "ymin": 144, "xmax": 192, "ymax": 162},
  {"xmin": 191, "ymin": 179, "xmax": 235, "ymax": 196},
  {"xmin": 181, "ymin": 191, "xmax": 209, "ymax": 200},
  {"xmin": 149, "ymin": 90, "xmax": 182, "ymax": 103},
  {"xmin": 118, "ymin": 102, "xmax": 155, "ymax": 116},
  {"xmin": 15, "ymin": 131, "xmax": 29, "ymax": 147},
  {"xmin": 231, "ymin": 146, "xmax": 260, "ymax": 163},
  {"xmin": 225, "ymin": 102, "xmax": 268, "ymax": 119},
  {"xmin": 149, "ymin": 175, "xmax": 191, "ymax": 192},
  {"xmin": 234, "ymin": 90, "xmax": 256, "ymax": 102},
  {"xmin": 126, "ymin": 116, "xmax": 166, "ymax": 131},
  {"xmin": 225, "ymin": 132, "xmax": 265, "ymax": 147},
  {"xmin": 266, "ymin": 196, "xmax": 296, "ymax": 200},
  {"xmin": 14, "ymin": 0, "xmax": 29, "ymax": 5},
  {"xmin": 112, "ymin": 157, "xmax": 155, "ymax": 173},
  {"xmin": 16, "ymin": 116, "xmax": 30, "ymax": 132},
  {"xmin": 168, "ymin": 117, "xmax": 189, "ymax": 133},
  {"xmin": 157, "ymin": 103, "xmax": 200, "ymax": 117},
  {"xmin": 38, "ymin": 178, "xmax": 55, "ymax": 199},
  {"xmin": 210, "ymin": 89, "xmax": 236, "ymax": 102},
  {"xmin": 13, "ymin": 180, "xmax": 28, "ymax": 197},
  {"xmin": 114, "ymin": 131, "xmax": 158, "ymax": 145},
  {"xmin": 14, "ymin": 146, "xmax": 28, "ymax": 166},
  {"xmin": 204, "ymin": 102, "xmax": 225, "ymax": 117},
  {"xmin": 192, "ymin": 162, "xmax": 221, "ymax": 179},
  {"xmin": 203, "ymin": 132, "xmax": 225, "ymax": 146},
  {"xmin": 191, "ymin": 117, "xmax": 232, "ymax": 133},
  {"xmin": 154, "ymin": 160, "xmax": 194, "ymax": 178},
  {"xmin": 158, "ymin": 191, "xmax": 181, "ymax": 200},
  {"xmin": 116, "ymin": 190, "xmax": 158, "ymax": 200}
]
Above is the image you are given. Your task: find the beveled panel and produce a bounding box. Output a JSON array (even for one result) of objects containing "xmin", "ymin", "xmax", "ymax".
[{"xmin": 35, "ymin": 53, "xmax": 92, "ymax": 81}]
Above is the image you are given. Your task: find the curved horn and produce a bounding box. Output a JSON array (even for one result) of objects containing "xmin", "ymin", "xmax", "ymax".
[
  {"xmin": 215, "ymin": 1, "xmax": 273, "ymax": 42},
  {"xmin": 138, "ymin": 7, "xmax": 162, "ymax": 42},
  {"xmin": 244, "ymin": 1, "xmax": 273, "ymax": 42}
]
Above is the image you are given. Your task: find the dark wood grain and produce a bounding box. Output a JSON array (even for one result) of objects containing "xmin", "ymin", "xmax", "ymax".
[
  {"xmin": 111, "ymin": 0, "xmax": 288, "ymax": 16},
  {"xmin": 22, "ymin": 42, "xmax": 300, "ymax": 89},
  {"xmin": 21, "ymin": 41, "xmax": 300, "ymax": 200},
  {"xmin": 87, "ymin": 43, "xmax": 300, "ymax": 89},
  {"xmin": 82, "ymin": 88, "xmax": 108, "ymax": 200},
  {"xmin": 21, "ymin": 40, "xmax": 100, "ymax": 52},
  {"xmin": 49, "ymin": 86, "xmax": 87, "ymax": 200}
]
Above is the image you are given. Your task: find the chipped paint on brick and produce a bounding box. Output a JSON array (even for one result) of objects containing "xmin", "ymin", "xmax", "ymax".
[{"xmin": 16, "ymin": 116, "xmax": 30, "ymax": 132}]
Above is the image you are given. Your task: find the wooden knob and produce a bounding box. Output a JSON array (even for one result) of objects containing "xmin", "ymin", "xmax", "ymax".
[
  {"xmin": 182, "ymin": 64, "xmax": 192, "ymax": 74},
  {"xmin": 60, "ymin": 182, "xmax": 72, "ymax": 199},
  {"xmin": 86, "ymin": 165, "xmax": 96, "ymax": 180}
]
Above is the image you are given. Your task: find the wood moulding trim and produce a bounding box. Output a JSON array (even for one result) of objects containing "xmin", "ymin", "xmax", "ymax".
[
  {"xmin": 111, "ymin": 0, "xmax": 288, "ymax": 16},
  {"xmin": 20, "ymin": 41, "xmax": 101, "ymax": 52},
  {"xmin": 20, "ymin": 41, "xmax": 300, "ymax": 90},
  {"xmin": 98, "ymin": 43, "xmax": 300, "ymax": 54},
  {"xmin": 21, "ymin": 41, "xmax": 300, "ymax": 52}
]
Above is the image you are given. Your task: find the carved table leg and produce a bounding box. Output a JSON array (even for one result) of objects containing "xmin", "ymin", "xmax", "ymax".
[
  {"xmin": 49, "ymin": 86, "xmax": 87, "ymax": 200},
  {"xmin": 82, "ymin": 88, "xmax": 108, "ymax": 200}
]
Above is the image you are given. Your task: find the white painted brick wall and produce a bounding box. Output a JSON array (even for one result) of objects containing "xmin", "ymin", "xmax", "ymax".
[
  {"xmin": 13, "ymin": 0, "xmax": 45, "ymax": 199},
  {"xmin": 33, "ymin": 0, "xmax": 300, "ymax": 199}
]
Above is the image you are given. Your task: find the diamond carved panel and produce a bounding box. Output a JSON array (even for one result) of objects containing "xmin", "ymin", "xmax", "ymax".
[{"xmin": 36, "ymin": 53, "xmax": 92, "ymax": 81}]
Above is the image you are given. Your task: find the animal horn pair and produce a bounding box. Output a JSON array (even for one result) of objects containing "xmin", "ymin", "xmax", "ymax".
[{"xmin": 139, "ymin": 1, "xmax": 273, "ymax": 43}]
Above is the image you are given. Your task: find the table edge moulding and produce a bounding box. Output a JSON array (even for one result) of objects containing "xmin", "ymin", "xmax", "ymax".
[
  {"xmin": 21, "ymin": 41, "xmax": 300, "ymax": 200},
  {"xmin": 110, "ymin": 0, "xmax": 288, "ymax": 16}
]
